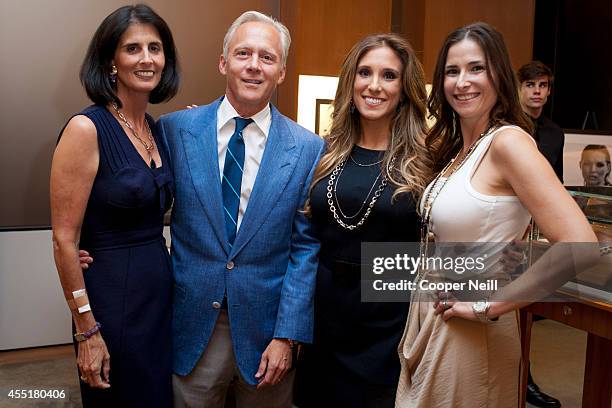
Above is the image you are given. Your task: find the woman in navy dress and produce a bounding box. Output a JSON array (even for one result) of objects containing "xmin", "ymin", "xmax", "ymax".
[{"xmin": 50, "ymin": 5, "xmax": 179, "ymax": 407}]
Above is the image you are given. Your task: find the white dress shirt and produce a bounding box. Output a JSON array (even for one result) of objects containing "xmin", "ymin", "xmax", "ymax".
[{"xmin": 217, "ymin": 97, "xmax": 271, "ymax": 230}]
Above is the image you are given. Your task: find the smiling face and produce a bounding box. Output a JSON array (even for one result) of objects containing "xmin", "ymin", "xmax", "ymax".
[
  {"xmin": 352, "ymin": 45, "xmax": 403, "ymax": 127},
  {"xmin": 113, "ymin": 23, "xmax": 165, "ymax": 98},
  {"xmin": 519, "ymin": 75, "xmax": 551, "ymax": 115},
  {"xmin": 581, "ymin": 149, "xmax": 611, "ymax": 186},
  {"xmin": 443, "ymin": 39, "xmax": 497, "ymax": 124},
  {"xmin": 219, "ymin": 21, "xmax": 286, "ymax": 117}
]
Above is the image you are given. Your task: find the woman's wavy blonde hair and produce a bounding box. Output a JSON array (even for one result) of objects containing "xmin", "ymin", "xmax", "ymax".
[{"xmin": 305, "ymin": 33, "xmax": 433, "ymax": 215}]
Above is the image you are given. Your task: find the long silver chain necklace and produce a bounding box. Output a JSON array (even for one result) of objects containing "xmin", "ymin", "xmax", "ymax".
[
  {"xmin": 334, "ymin": 159, "xmax": 383, "ymax": 220},
  {"xmin": 327, "ymin": 155, "xmax": 394, "ymax": 230},
  {"xmin": 111, "ymin": 102, "xmax": 156, "ymax": 169}
]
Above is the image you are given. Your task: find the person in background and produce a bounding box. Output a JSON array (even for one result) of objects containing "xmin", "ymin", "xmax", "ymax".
[
  {"xmin": 158, "ymin": 11, "xmax": 323, "ymax": 408},
  {"xmin": 294, "ymin": 33, "xmax": 432, "ymax": 408},
  {"xmin": 51, "ymin": 4, "xmax": 179, "ymax": 407},
  {"xmin": 518, "ymin": 60, "xmax": 563, "ymax": 408},
  {"xmin": 518, "ymin": 61, "xmax": 565, "ymax": 183}
]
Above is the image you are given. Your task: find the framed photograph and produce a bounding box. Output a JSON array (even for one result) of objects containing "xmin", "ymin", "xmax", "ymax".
[
  {"xmin": 563, "ymin": 133, "xmax": 612, "ymax": 187},
  {"xmin": 315, "ymin": 99, "xmax": 334, "ymax": 136},
  {"xmin": 296, "ymin": 75, "xmax": 339, "ymax": 135}
]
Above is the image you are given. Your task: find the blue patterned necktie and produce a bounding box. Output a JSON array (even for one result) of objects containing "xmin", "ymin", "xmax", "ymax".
[{"xmin": 222, "ymin": 117, "xmax": 253, "ymax": 245}]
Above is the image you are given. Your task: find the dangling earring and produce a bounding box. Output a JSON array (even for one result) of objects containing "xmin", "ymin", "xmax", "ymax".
[
  {"xmin": 110, "ymin": 65, "xmax": 118, "ymax": 83},
  {"xmin": 349, "ymin": 99, "xmax": 355, "ymax": 114}
]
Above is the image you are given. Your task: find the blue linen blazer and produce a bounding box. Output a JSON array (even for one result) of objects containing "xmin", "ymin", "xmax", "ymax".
[{"xmin": 158, "ymin": 98, "xmax": 323, "ymax": 384}]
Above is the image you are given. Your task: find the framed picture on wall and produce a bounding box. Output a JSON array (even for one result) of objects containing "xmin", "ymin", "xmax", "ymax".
[
  {"xmin": 315, "ymin": 99, "xmax": 334, "ymax": 136},
  {"xmin": 296, "ymin": 75, "xmax": 339, "ymax": 135},
  {"xmin": 563, "ymin": 133, "xmax": 612, "ymax": 187}
]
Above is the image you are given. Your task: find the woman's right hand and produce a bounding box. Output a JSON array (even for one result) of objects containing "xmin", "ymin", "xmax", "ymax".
[{"xmin": 77, "ymin": 332, "xmax": 111, "ymax": 388}]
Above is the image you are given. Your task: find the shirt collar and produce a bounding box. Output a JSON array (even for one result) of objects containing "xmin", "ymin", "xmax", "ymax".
[{"xmin": 217, "ymin": 96, "xmax": 272, "ymax": 137}]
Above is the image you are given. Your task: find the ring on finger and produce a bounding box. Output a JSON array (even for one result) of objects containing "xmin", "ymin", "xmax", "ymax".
[
  {"xmin": 80, "ymin": 375, "xmax": 87, "ymax": 381},
  {"xmin": 442, "ymin": 299, "xmax": 448, "ymax": 309}
]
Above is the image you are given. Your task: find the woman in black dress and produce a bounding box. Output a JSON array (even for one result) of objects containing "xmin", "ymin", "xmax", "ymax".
[
  {"xmin": 294, "ymin": 34, "xmax": 432, "ymax": 407},
  {"xmin": 50, "ymin": 5, "xmax": 179, "ymax": 407}
]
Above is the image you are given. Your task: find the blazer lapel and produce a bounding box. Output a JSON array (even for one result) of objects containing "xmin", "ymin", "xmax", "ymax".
[
  {"xmin": 230, "ymin": 107, "xmax": 298, "ymax": 257},
  {"xmin": 180, "ymin": 99, "xmax": 229, "ymax": 255}
]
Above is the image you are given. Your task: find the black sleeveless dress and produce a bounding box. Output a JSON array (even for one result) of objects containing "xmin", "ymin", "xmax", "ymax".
[
  {"xmin": 62, "ymin": 105, "xmax": 173, "ymax": 407},
  {"xmin": 294, "ymin": 145, "xmax": 420, "ymax": 408}
]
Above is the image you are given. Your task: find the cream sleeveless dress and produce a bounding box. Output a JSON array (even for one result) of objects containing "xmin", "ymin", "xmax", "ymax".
[{"xmin": 395, "ymin": 126, "xmax": 533, "ymax": 408}]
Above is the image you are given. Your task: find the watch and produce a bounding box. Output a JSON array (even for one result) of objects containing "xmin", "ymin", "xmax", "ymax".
[
  {"xmin": 74, "ymin": 322, "xmax": 102, "ymax": 342},
  {"xmin": 472, "ymin": 300, "xmax": 498, "ymax": 323},
  {"xmin": 286, "ymin": 339, "xmax": 299, "ymax": 350}
]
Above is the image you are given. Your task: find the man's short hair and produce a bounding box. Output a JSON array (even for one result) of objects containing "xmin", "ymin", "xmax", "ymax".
[
  {"xmin": 222, "ymin": 11, "xmax": 291, "ymax": 67},
  {"xmin": 517, "ymin": 61, "xmax": 554, "ymax": 86}
]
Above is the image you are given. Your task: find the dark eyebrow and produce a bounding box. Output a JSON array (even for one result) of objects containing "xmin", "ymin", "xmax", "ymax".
[{"xmin": 121, "ymin": 41, "xmax": 162, "ymax": 48}]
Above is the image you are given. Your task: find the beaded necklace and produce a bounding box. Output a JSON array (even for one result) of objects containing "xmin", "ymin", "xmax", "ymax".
[{"xmin": 418, "ymin": 128, "xmax": 494, "ymax": 276}]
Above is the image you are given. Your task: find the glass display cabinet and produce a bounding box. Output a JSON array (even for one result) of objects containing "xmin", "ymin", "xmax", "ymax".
[{"xmin": 519, "ymin": 188, "xmax": 612, "ymax": 408}]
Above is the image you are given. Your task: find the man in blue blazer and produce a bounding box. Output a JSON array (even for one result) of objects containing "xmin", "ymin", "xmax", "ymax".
[{"xmin": 159, "ymin": 11, "xmax": 323, "ymax": 408}]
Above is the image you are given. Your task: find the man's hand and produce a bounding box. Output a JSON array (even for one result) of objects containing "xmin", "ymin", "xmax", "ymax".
[
  {"xmin": 79, "ymin": 250, "xmax": 93, "ymax": 270},
  {"xmin": 254, "ymin": 339, "xmax": 292, "ymax": 389}
]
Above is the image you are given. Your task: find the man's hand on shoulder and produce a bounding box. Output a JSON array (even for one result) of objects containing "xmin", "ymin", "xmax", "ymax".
[{"xmin": 254, "ymin": 338, "xmax": 292, "ymax": 389}]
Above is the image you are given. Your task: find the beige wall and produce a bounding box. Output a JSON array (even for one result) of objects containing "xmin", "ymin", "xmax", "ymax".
[
  {"xmin": 0, "ymin": 0, "xmax": 277, "ymax": 228},
  {"xmin": 0, "ymin": 0, "xmax": 535, "ymax": 227}
]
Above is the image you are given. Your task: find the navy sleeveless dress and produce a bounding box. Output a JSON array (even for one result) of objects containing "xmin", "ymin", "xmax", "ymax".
[{"xmin": 65, "ymin": 105, "xmax": 174, "ymax": 407}]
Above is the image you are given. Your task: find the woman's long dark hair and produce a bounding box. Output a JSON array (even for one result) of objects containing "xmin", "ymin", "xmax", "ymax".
[{"xmin": 426, "ymin": 22, "xmax": 533, "ymax": 170}]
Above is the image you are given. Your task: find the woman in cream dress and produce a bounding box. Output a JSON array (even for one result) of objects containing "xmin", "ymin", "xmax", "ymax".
[{"xmin": 395, "ymin": 22, "xmax": 598, "ymax": 407}]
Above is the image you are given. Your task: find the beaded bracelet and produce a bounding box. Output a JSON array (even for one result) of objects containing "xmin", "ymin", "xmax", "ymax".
[{"xmin": 74, "ymin": 322, "xmax": 101, "ymax": 342}]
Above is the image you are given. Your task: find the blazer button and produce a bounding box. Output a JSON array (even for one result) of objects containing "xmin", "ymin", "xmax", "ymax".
[
  {"xmin": 212, "ymin": 301, "xmax": 221, "ymax": 309},
  {"xmin": 226, "ymin": 261, "xmax": 235, "ymax": 270}
]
